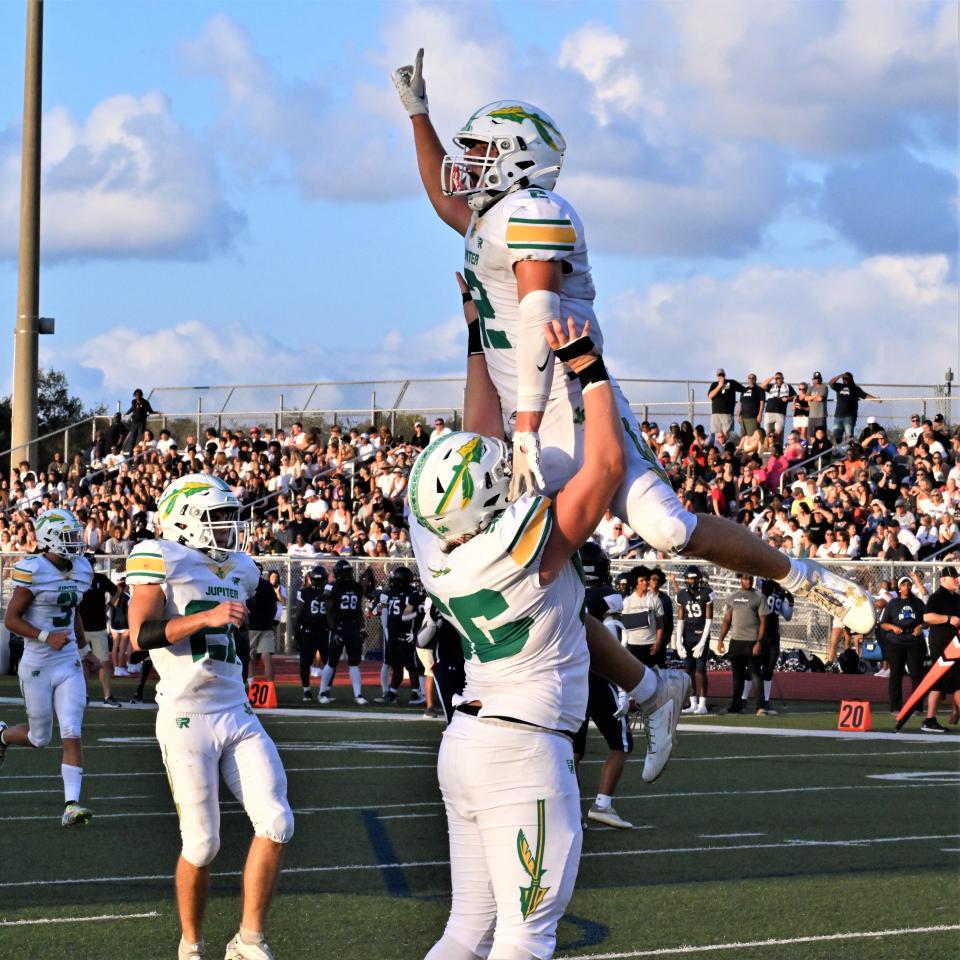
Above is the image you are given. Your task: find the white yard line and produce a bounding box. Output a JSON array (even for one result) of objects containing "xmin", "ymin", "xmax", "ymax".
[
  {"xmin": 676, "ymin": 723, "xmax": 944, "ymax": 744},
  {"xmin": 0, "ymin": 832, "xmax": 954, "ymax": 889},
  {"xmin": 557, "ymin": 924, "xmax": 960, "ymax": 959},
  {"xmin": 0, "ymin": 911, "xmax": 159, "ymax": 927},
  {"xmin": 698, "ymin": 833, "xmax": 765, "ymax": 839}
]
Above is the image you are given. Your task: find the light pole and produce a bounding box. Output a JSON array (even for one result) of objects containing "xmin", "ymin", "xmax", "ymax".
[{"xmin": 11, "ymin": 0, "xmax": 44, "ymax": 471}]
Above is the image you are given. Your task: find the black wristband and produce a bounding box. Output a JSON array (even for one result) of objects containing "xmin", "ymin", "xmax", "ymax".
[
  {"xmin": 577, "ymin": 357, "xmax": 610, "ymax": 392},
  {"xmin": 462, "ymin": 291, "xmax": 473, "ymax": 304},
  {"xmin": 554, "ymin": 334, "xmax": 597, "ymax": 364},
  {"xmin": 467, "ymin": 321, "xmax": 484, "ymax": 357},
  {"xmin": 137, "ymin": 618, "xmax": 171, "ymax": 650}
]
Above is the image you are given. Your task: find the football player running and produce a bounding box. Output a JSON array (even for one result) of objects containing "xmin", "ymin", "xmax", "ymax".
[
  {"xmin": 392, "ymin": 50, "xmax": 875, "ymax": 638},
  {"xmin": 0, "ymin": 509, "xmax": 98, "ymax": 826},
  {"xmin": 126, "ymin": 475, "xmax": 293, "ymax": 960},
  {"xmin": 409, "ymin": 312, "xmax": 686, "ymax": 960}
]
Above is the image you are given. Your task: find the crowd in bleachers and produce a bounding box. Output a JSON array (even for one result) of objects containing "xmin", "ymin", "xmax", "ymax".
[{"xmin": 0, "ymin": 377, "xmax": 956, "ymax": 568}]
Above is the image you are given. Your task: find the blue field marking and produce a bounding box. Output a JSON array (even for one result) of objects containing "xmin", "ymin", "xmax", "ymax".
[
  {"xmin": 559, "ymin": 914, "xmax": 609, "ymax": 951},
  {"xmin": 360, "ymin": 809, "xmax": 412, "ymax": 897}
]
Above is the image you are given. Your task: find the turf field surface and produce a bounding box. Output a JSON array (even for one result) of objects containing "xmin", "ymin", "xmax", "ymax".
[{"xmin": 0, "ymin": 676, "xmax": 957, "ymax": 960}]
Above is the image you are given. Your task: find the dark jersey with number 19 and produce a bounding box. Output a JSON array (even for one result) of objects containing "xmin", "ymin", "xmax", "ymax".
[
  {"xmin": 677, "ymin": 587, "xmax": 712, "ymax": 642},
  {"xmin": 326, "ymin": 580, "xmax": 364, "ymax": 637}
]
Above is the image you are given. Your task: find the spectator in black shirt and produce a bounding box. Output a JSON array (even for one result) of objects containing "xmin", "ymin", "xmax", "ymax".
[
  {"xmin": 921, "ymin": 566, "xmax": 960, "ymax": 732},
  {"xmin": 410, "ymin": 421, "xmax": 430, "ymax": 450},
  {"xmin": 707, "ymin": 368, "xmax": 743, "ymax": 438},
  {"xmin": 759, "ymin": 372, "xmax": 796, "ymax": 440},
  {"xmin": 737, "ymin": 373, "xmax": 764, "ymax": 437},
  {"xmin": 829, "ymin": 372, "xmax": 879, "ymax": 443},
  {"xmin": 124, "ymin": 388, "xmax": 156, "ymax": 454},
  {"xmin": 107, "ymin": 412, "xmax": 127, "ymax": 451},
  {"xmin": 879, "ymin": 576, "xmax": 926, "ymax": 712},
  {"xmin": 247, "ymin": 576, "xmax": 279, "ymax": 682}
]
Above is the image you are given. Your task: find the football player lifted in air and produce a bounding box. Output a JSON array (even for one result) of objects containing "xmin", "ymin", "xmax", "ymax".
[
  {"xmin": 318, "ymin": 558, "xmax": 368, "ymax": 705},
  {"xmin": 0, "ymin": 509, "xmax": 98, "ymax": 826},
  {"xmin": 126, "ymin": 475, "xmax": 293, "ymax": 960},
  {"xmin": 408, "ymin": 306, "xmax": 688, "ymax": 960},
  {"xmin": 676, "ymin": 565, "xmax": 714, "ymax": 715},
  {"xmin": 392, "ymin": 50, "xmax": 876, "ymax": 638},
  {"xmin": 573, "ymin": 541, "xmax": 635, "ymax": 830}
]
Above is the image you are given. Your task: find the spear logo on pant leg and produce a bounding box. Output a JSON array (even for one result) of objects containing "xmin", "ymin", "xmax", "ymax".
[{"xmin": 517, "ymin": 799, "xmax": 550, "ymax": 920}]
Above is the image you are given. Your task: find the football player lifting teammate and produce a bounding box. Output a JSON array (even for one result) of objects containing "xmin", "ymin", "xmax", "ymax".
[
  {"xmin": 126, "ymin": 475, "xmax": 293, "ymax": 960},
  {"xmin": 408, "ymin": 303, "xmax": 688, "ymax": 959},
  {"xmin": 392, "ymin": 49, "xmax": 876, "ymax": 638},
  {"xmin": 0, "ymin": 509, "xmax": 98, "ymax": 827}
]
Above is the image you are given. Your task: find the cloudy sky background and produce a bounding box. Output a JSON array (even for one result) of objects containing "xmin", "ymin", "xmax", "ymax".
[{"xmin": 0, "ymin": 0, "xmax": 956, "ymax": 409}]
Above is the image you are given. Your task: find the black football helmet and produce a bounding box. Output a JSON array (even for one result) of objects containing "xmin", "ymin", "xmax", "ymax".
[
  {"xmin": 389, "ymin": 565, "xmax": 414, "ymax": 590},
  {"xmin": 685, "ymin": 565, "xmax": 702, "ymax": 590},
  {"xmin": 333, "ymin": 558, "xmax": 353, "ymax": 582},
  {"xmin": 579, "ymin": 541, "xmax": 610, "ymax": 585}
]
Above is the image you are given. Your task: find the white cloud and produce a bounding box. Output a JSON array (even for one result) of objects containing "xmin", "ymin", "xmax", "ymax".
[
  {"xmin": 0, "ymin": 92, "xmax": 243, "ymax": 260},
  {"xmin": 602, "ymin": 255, "xmax": 956, "ymax": 385}
]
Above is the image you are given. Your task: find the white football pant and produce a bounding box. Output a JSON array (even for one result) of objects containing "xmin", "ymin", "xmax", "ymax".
[
  {"xmin": 18, "ymin": 657, "xmax": 86, "ymax": 746},
  {"xmin": 426, "ymin": 713, "xmax": 582, "ymax": 960},
  {"xmin": 156, "ymin": 703, "xmax": 294, "ymax": 867},
  {"xmin": 536, "ymin": 375, "xmax": 697, "ymax": 556}
]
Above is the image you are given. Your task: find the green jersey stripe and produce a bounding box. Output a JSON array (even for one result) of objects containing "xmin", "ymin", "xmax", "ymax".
[
  {"xmin": 507, "ymin": 217, "xmax": 573, "ymax": 225},
  {"xmin": 507, "ymin": 242, "xmax": 575, "ymax": 251}
]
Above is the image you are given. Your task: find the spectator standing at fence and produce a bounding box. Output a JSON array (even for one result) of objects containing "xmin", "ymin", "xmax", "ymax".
[
  {"xmin": 716, "ymin": 573, "xmax": 766, "ymax": 714},
  {"xmin": 247, "ymin": 576, "xmax": 278, "ymax": 683},
  {"xmin": 791, "ymin": 383, "xmax": 811, "ymax": 439},
  {"xmin": 707, "ymin": 369, "xmax": 743, "ymax": 438},
  {"xmin": 805, "ymin": 372, "xmax": 829, "ymax": 436},
  {"xmin": 621, "ymin": 568, "xmax": 664, "ymax": 667},
  {"xmin": 77, "ymin": 559, "xmax": 120, "ymax": 707},
  {"xmin": 829, "ymin": 372, "xmax": 878, "ymax": 442},
  {"xmin": 737, "ymin": 373, "xmax": 764, "ymax": 438},
  {"xmin": 759, "ymin": 373, "xmax": 796, "ymax": 440},
  {"xmin": 123, "ymin": 389, "xmax": 155, "ymax": 454},
  {"xmin": 879, "ymin": 576, "xmax": 927, "ymax": 714},
  {"xmin": 921, "ymin": 566, "xmax": 960, "ymax": 732}
]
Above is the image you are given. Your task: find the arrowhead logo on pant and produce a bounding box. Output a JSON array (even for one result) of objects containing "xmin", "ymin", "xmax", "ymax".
[{"xmin": 517, "ymin": 799, "xmax": 550, "ymax": 920}]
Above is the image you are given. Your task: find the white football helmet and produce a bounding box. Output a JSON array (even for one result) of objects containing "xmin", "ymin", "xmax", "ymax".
[
  {"xmin": 34, "ymin": 509, "xmax": 84, "ymax": 557},
  {"xmin": 156, "ymin": 473, "xmax": 247, "ymax": 557},
  {"xmin": 441, "ymin": 100, "xmax": 566, "ymax": 211},
  {"xmin": 408, "ymin": 432, "xmax": 510, "ymax": 543}
]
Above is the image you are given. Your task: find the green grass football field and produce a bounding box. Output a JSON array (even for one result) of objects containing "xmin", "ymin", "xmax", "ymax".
[{"xmin": 0, "ymin": 676, "xmax": 958, "ymax": 960}]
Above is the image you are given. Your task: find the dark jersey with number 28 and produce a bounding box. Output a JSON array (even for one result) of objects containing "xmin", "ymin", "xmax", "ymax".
[{"xmin": 326, "ymin": 580, "xmax": 364, "ymax": 635}]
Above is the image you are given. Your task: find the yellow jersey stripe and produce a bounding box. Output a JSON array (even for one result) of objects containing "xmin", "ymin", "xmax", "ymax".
[
  {"xmin": 505, "ymin": 223, "xmax": 576, "ymax": 245},
  {"xmin": 509, "ymin": 498, "xmax": 553, "ymax": 568},
  {"xmin": 126, "ymin": 556, "xmax": 166, "ymax": 574},
  {"xmin": 12, "ymin": 569, "xmax": 33, "ymax": 583}
]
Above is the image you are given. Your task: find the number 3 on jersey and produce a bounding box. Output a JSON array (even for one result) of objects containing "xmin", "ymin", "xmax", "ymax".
[
  {"xmin": 429, "ymin": 589, "xmax": 532, "ymax": 664},
  {"xmin": 463, "ymin": 267, "xmax": 511, "ymax": 350}
]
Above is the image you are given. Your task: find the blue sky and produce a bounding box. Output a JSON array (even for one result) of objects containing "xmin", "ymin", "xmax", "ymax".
[{"xmin": 0, "ymin": 0, "xmax": 956, "ymax": 409}]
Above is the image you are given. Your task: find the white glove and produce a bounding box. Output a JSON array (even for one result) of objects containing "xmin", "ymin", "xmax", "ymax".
[
  {"xmin": 613, "ymin": 688, "xmax": 630, "ymax": 720},
  {"xmin": 692, "ymin": 619, "xmax": 712, "ymax": 659},
  {"xmin": 510, "ymin": 431, "xmax": 545, "ymax": 500},
  {"xmin": 391, "ymin": 48, "xmax": 429, "ymax": 117}
]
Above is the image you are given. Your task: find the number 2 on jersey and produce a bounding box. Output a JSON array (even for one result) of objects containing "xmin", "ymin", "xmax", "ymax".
[
  {"xmin": 462, "ymin": 267, "xmax": 511, "ymax": 350},
  {"xmin": 429, "ymin": 589, "xmax": 532, "ymax": 663}
]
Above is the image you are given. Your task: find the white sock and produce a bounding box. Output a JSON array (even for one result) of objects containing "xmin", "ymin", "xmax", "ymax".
[
  {"xmin": 380, "ymin": 663, "xmax": 390, "ymax": 694},
  {"xmin": 688, "ymin": 696, "xmax": 697, "ymax": 709},
  {"xmin": 62, "ymin": 763, "xmax": 82, "ymax": 804},
  {"xmin": 349, "ymin": 665, "xmax": 362, "ymax": 697},
  {"xmin": 778, "ymin": 557, "xmax": 810, "ymax": 592},
  {"xmin": 742, "ymin": 688, "xmax": 749, "ymax": 702},
  {"xmin": 320, "ymin": 664, "xmax": 334, "ymax": 693},
  {"xmin": 698, "ymin": 696, "xmax": 707, "ymax": 709},
  {"xmin": 764, "ymin": 680, "xmax": 773, "ymax": 702},
  {"xmin": 419, "ymin": 676, "xmax": 426, "ymax": 696},
  {"xmin": 630, "ymin": 667, "xmax": 658, "ymax": 706},
  {"xmin": 594, "ymin": 793, "xmax": 612, "ymax": 811}
]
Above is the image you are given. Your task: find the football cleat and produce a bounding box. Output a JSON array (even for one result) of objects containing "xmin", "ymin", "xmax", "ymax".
[
  {"xmin": 681, "ymin": 703, "xmax": 698, "ymax": 715},
  {"xmin": 408, "ymin": 692, "xmax": 425, "ymax": 706},
  {"xmin": 224, "ymin": 933, "xmax": 275, "ymax": 960},
  {"xmin": 179, "ymin": 939, "xmax": 207, "ymax": 960},
  {"xmin": 62, "ymin": 802, "xmax": 92, "ymax": 827},
  {"xmin": 317, "ymin": 693, "xmax": 333, "ymax": 705},
  {"xmin": 637, "ymin": 669, "xmax": 689, "ymax": 784},
  {"xmin": 102, "ymin": 696, "xmax": 121, "ymax": 708},
  {"xmin": 301, "ymin": 691, "xmax": 313, "ymax": 702},
  {"xmin": 374, "ymin": 692, "xmax": 397, "ymax": 704},
  {"xmin": 354, "ymin": 696, "xmax": 369, "ymax": 706},
  {"xmin": 789, "ymin": 560, "xmax": 876, "ymax": 635},
  {"xmin": 587, "ymin": 804, "xmax": 633, "ymax": 829},
  {"xmin": 0, "ymin": 720, "xmax": 7, "ymax": 768},
  {"xmin": 693, "ymin": 703, "xmax": 709, "ymax": 715},
  {"xmin": 129, "ymin": 695, "xmax": 143, "ymax": 704}
]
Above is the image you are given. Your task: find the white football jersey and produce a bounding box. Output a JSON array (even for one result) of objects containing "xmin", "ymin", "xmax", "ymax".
[
  {"xmin": 13, "ymin": 554, "xmax": 93, "ymax": 668},
  {"xmin": 409, "ymin": 495, "xmax": 588, "ymax": 732},
  {"xmin": 125, "ymin": 540, "xmax": 259, "ymax": 713},
  {"xmin": 463, "ymin": 187, "xmax": 600, "ymax": 418}
]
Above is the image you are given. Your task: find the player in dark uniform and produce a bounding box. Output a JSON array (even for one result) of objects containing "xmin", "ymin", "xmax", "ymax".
[
  {"xmin": 757, "ymin": 579, "xmax": 792, "ymax": 715},
  {"xmin": 318, "ymin": 559, "xmax": 368, "ymax": 705},
  {"xmin": 416, "ymin": 595, "xmax": 466, "ymax": 721},
  {"xmin": 374, "ymin": 566, "xmax": 424, "ymax": 705},
  {"xmin": 573, "ymin": 542, "xmax": 635, "ymax": 830},
  {"xmin": 294, "ymin": 566, "xmax": 329, "ymax": 702},
  {"xmin": 676, "ymin": 566, "xmax": 714, "ymax": 715}
]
